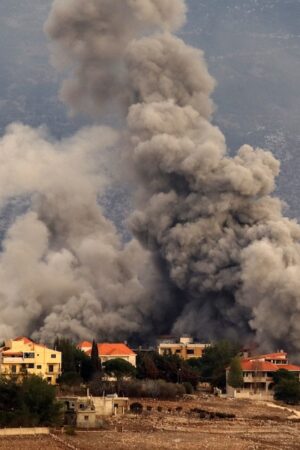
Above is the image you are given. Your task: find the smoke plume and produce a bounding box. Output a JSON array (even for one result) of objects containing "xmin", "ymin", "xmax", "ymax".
[
  {"xmin": 0, "ymin": 0, "xmax": 299, "ymax": 353},
  {"xmin": 0, "ymin": 123, "xmax": 175, "ymax": 342}
]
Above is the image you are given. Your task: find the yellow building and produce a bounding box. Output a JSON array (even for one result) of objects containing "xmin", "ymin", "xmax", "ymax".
[
  {"xmin": 158, "ymin": 336, "xmax": 210, "ymax": 360},
  {"xmin": 0, "ymin": 337, "xmax": 61, "ymax": 385}
]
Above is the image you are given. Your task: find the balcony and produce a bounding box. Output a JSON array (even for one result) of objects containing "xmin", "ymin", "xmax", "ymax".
[
  {"xmin": 2, "ymin": 357, "xmax": 24, "ymax": 364},
  {"xmin": 244, "ymin": 375, "xmax": 273, "ymax": 383}
]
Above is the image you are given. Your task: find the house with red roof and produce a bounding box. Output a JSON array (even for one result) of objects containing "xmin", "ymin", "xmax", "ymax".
[
  {"xmin": 77, "ymin": 341, "xmax": 136, "ymax": 367},
  {"xmin": 226, "ymin": 351, "xmax": 300, "ymax": 400}
]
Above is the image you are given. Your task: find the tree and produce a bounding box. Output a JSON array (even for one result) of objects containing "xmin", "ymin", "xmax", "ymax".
[
  {"xmin": 103, "ymin": 358, "xmax": 136, "ymax": 380},
  {"xmin": 54, "ymin": 337, "xmax": 76, "ymax": 374},
  {"xmin": 22, "ymin": 375, "xmax": 62, "ymax": 426},
  {"xmin": 136, "ymin": 352, "xmax": 159, "ymax": 380},
  {"xmin": 274, "ymin": 379, "xmax": 300, "ymax": 405},
  {"xmin": 197, "ymin": 340, "xmax": 240, "ymax": 389},
  {"xmin": 227, "ymin": 356, "xmax": 243, "ymax": 388},
  {"xmin": 0, "ymin": 375, "xmax": 62, "ymax": 427},
  {"xmin": 273, "ymin": 369, "xmax": 297, "ymax": 385},
  {"xmin": 91, "ymin": 339, "xmax": 101, "ymax": 374},
  {"xmin": 54, "ymin": 337, "xmax": 95, "ymax": 383}
]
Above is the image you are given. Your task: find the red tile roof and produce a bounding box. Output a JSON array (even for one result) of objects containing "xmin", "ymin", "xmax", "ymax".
[
  {"xmin": 98, "ymin": 343, "xmax": 135, "ymax": 356},
  {"xmin": 241, "ymin": 360, "xmax": 300, "ymax": 372},
  {"xmin": 277, "ymin": 364, "xmax": 300, "ymax": 371},
  {"xmin": 78, "ymin": 341, "xmax": 92, "ymax": 349},
  {"xmin": 14, "ymin": 337, "xmax": 33, "ymax": 344},
  {"xmin": 79, "ymin": 342, "xmax": 135, "ymax": 356},
  {"xmin": 241, "ymin": 360, "xmax": 277, "ymax": 371}
]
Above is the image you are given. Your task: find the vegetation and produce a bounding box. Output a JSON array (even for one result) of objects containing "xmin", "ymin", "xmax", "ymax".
[
  {"xmin": 0, "ymin": 375, "xmax": 62, "ymax": 427},
  {"xmin": 136, "ymin": 352, "xmax": 199, "ymax": 388},
  {"xmin": 273, "ymin": 369, "xmax": 300, "ymax": 404},
  {"xmin": 53, "ymin": 337, "xmax": 244, "ymax": 399},
  {"xmin": 195, "ymin": 341, "xmax": 240, "ymax": 388},
  {"xmin": 122, "ymin": 379, "xmax": 186, "ymax": 399},
  {"xmin": 54, "ymin": 337, "xmax": 94, "ymax": 383},
  {"xmin": 227, "ymin": 356, "xmax": 243, "ymax": 388},
  {"xmin": 273, "ymin": 368, "xmax": 297, "ymax": 385},
  {"xmin": 103, "ymin": 358, "xmax": 136, "ymax": 380},
  {"xmin": 274, "ymin": 379, "xmax": 300, "ymax": 404},
  {"xmin": 91, "ymin": 339, "xmax": 102, "ymax": 374}
]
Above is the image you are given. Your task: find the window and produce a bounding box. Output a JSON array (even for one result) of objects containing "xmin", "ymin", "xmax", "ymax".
[
  {"xmin": 11, "ymin": 365, "xmax": 16, "ymax": 374},
  {"xmin": 37, "ymin": 365, "xmax": 42, "ymax": 369},
  {"xmin": 187, "ymin": 349, "xmax": 194, "ymax": 355},
  {"xmin": 28, "ymin": 363, "xmax": 34, "ymax": 369},
  {"xmin": 84, "ymin": 416, "xmax": 89, "ymax": 421},
  {"xmin": 47, "ymin": 377, "xmax": 52, "ymax": 382},
  {"xmin": 48, "ymin": 364, "xmax": 54, "ymax": 373},
  {"xmin": 24, "ymin": 352, "xmax": 34, "ymax": 359},
  {"xmin": 175, "ymin": 349, "xmax": 181, "ymax": 354},
  {"xmin": 51, "ymin": 354, "xmax": 56, "ymax": 359}
]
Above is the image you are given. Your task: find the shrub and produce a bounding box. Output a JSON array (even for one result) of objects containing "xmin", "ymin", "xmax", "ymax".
[
  {"xmin": 0, "ymin": 375, "xmax": 62, "ymax": 427},
  {"xmin": 130, "ymin": 402, "xmax": 143, "ymax": 414},
  {"xmin": 57, "ymin": 372, "xmax": 82, "ymax": 386},
  {"xmin": 65, "ymin": 425, "xmax": 76, "ymax": 435},
  {"xmin": 274, "ymin": 379, "xmax": 300, "ymax": 405},
  {"xmin": 118, "ymin": 379, "xmax": 185, "ymax": 400},
  {"xmin": 183, "ymin": 382, "xmax": 194, "ymax": 394}
]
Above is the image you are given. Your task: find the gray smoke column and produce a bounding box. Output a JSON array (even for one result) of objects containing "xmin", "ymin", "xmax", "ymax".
[
  {"xmin": 0, "ymin": 123, "xmax": 175, "ymax": 342},
  {"xmin": 45, "ymin": 0, "xmax": 300, "ymax": 354}
]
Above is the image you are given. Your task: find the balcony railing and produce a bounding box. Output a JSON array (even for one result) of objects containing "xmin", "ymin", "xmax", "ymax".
[{"xmin": 2, "ymin": 357, "xmax": 24, "ymax": 364}]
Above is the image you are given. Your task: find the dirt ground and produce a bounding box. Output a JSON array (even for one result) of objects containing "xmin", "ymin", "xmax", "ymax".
[{"xmin": 0, "ymin": 395, "xmax": 299, "ymax": 449}]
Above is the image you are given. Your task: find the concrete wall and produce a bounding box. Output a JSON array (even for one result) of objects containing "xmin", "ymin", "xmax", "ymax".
[
  {"xmin": 93, "ymin": 397, "xmax": 129, "ymax": 416},
  {"xmin": 227, "ymin": 385, "xmax": 274, "ymax": 400},
  {"xmin": 0, "ymin": 428, "xmax": 49, "ymax": 436}
]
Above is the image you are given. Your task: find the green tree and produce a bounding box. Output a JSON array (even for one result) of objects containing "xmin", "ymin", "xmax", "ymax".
[
  {"xmin": 198, "ymin": 340, "xmax": 240, "ymax": 388},
  {"xmin": 91, "ymin": 339, "xmax": 101, "ymax": 374},
  {"xmin": 54, "ymin": 337, "xmax": 94, "ymax": 383},
  {"xmin": 273, "ymin": 369, "xmax": 297, "ymax": 385},
  {"xmin": 227, "ymin": 356, "xmax": 243, "ymax": 388},
  {"xmin": 136, "ymin": 352, "xmax": 159, "ymax": 379},
  {"xmin": 22, "ymin": 375, "xmax": 62, "ymax": 426},
  {"xmin": 54, "ymin": 337, "xmax": 76, "ymax": 374},
  {"xmin": 274, "ymin": 379, "xmax": 300, "ymax": 405},
  {"xmin": 136, "ymin": 352, "xmax": 199, "ymax": 388},
  {"xmin": 103, "ymin": 358, "xmax": 136, "ymax": 380},
  {"xmin": 0, "ymin": 375, "xmax": 62, "ymax": 427}
]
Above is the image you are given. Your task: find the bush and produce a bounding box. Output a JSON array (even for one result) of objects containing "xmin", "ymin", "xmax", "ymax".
[
  {"xmin": 183, "ymin": 382, "xmax": 194, "ymax": 394},
  {"xmin": 57, "ymin": 372, "xmax": 82, "ymax": 386},
  {"xmin": 118, "ymin": 379, "xmax": 186, "ymax": 400},
  {"xmin": 65, "ymin": 425, "xmax": 76, "ymax": 435},
  {"xmin": 0, "ymin": 375, "xmax": 62, "ymax": 428},
  {"xmin": 130, "ymin": 402, "xmax": 143, "ymax": 414},
  {"xmin": 274, "ymin": 379, "xmax": 300, "ymax": 405}
]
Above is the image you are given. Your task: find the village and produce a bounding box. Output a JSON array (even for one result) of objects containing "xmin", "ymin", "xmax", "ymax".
[{"xmin": 0, "ymin": 335, "xmax": 300, "ymax": 449}]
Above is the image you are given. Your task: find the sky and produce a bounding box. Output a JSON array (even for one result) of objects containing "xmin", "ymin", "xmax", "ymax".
[{"xmin": 0, "ymin": 0, "xmax": 299, "ymax": 221}]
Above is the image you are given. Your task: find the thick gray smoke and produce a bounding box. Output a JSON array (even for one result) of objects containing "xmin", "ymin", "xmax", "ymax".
[
  {"xmin": 44, "ymin": 0, "xmax": 300, "ymax": 354},
  {"xmin": 0, "ymin": 123, "xmax": 174, "ymax": 342},
  {"xmin": 0, "ymin": 0, "xmax": 299, "ymax": 353}
]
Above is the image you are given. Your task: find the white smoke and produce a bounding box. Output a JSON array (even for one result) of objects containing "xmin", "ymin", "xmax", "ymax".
[{"xmin": 0, "ymin": 0, "xmax": 299, "ymax": 354}]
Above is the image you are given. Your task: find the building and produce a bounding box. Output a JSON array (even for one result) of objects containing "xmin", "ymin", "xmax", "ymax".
[
  {"xmin": 157, "ymin": 336, "xmax": 210, "ymax": 360},
  {"xmin": 78, "ymin": 341, "xmax": 137, "ymax": 367},
  {"xmin": 0, "ymin": 337, "xmax": 61, "ymax": 385},
  {"xmin": 61, "ymin": 394, "xmax": 129, "ymax": 429},
  {"xmin": 226, "ymin": 351, "xmax": 300, "ymax": 400}
]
